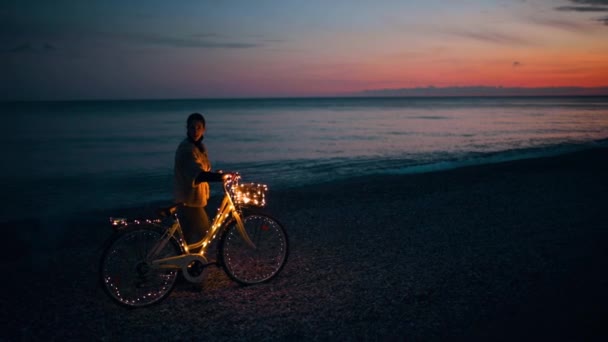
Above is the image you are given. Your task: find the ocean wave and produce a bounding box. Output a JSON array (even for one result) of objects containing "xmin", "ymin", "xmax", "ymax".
[
  {"xmin": 219, "ymin": 139, "xmax": 608, "ymax": 188},
  {"xmin": 1, "ymin": 139, "xmax": 605, "ymax": 222}
]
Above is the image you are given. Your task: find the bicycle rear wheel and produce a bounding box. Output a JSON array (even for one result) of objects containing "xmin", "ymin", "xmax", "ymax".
[
  {"xmin": 220, "ymin": 212, "xmax": 289, "ymax": 285},
  {"xmin": 100, "ymin": 227, "xmax": 181, "ymax": 307}
]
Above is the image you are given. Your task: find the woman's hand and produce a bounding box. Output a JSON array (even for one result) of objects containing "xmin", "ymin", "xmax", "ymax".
[{"xmin": 221, "ymin": 171, "xmax": 237, "ymax": 181}]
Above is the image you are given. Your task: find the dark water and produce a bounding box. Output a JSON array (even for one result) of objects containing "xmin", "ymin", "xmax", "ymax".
[{"xmin": 1, "ymin": 96, "xmax": 608, "ymax": 221}]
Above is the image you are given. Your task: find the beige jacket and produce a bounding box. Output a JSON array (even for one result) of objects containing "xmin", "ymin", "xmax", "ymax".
[{"xmin": 174, "ymin": 138, "xmax": 211, "ymax": 207}]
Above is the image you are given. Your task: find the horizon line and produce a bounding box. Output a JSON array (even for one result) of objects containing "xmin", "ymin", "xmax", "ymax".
[{"xmin": 3, "ymin": 85, "xmax": 608, "ymax": 103}]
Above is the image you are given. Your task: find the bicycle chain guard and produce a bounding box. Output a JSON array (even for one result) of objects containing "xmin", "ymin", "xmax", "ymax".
[{"xmin": 180, "ymin": 254, "xmax": 209, "ymax": 283}]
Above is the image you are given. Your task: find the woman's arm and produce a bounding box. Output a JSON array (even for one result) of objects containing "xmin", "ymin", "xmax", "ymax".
[{"xmin": 195, "ymin": 171, "xmax": 224, "ymax": 183}]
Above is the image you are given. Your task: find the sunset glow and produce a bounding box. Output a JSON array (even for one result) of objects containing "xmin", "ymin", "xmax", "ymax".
[{"xmin": 2, "ymin": 0, "xmax": 608, "ymax": 100}]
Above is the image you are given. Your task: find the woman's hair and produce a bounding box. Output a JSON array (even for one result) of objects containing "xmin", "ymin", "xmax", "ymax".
[{"xmin": 187, "ymin": 112, "xmax": 206, "ymax": 127}]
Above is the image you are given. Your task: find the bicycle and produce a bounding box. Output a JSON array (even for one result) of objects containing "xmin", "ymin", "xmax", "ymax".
[{"xmin": 99, "ymin": 173, "xmax": 289, "ymax": 307}]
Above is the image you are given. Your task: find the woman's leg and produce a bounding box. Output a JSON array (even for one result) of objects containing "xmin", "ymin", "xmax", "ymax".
[{"xmin": 177, "ymin": 206, "xmax": 210, "ymax": 249}]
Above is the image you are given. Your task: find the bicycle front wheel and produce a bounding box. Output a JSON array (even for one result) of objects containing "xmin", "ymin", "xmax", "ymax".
[
  {"xmin": 100, "ymin": 227, "xmax": 181, "ymax": 307},
  {"xmin": 220, "ymin": 213, "xmax": 289, "ymax": 285}
]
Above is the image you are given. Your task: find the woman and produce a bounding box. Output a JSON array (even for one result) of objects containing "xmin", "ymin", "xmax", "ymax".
[{"xmin": 174, "ymin": 112, "xmax": 225, "ymax": 249}]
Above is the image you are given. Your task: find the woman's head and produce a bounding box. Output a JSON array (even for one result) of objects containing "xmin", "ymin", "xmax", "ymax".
[{"xmin": 187, "ymin": 112, "xmax": 206, "ymax": 141}]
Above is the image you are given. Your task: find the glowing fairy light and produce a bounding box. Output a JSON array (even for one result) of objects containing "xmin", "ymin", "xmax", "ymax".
[
  {"xmin": 109, "ymin": 217, "xmax": 162, "ymax": 231},
  {"xmin": 102, "ymin": 172, "xmax": 286, "ymax": 308},
  {"xmin": 230, "ymin": 182, "xmax": 268, "ymax": 207}
]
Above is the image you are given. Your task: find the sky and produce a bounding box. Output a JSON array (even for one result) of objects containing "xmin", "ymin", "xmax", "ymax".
[{"xmin": 2, "ymin": 0, "xmax": 608, "ymax": 101}]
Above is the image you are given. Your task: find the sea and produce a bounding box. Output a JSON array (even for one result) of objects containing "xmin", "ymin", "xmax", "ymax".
[{"xmin": 1, "ymin": 96, "xmax": 608, "ymax": 222}]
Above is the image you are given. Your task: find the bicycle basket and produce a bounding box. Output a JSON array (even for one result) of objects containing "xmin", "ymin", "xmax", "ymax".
[{"xmin": 230, "ymin": 182, "xmax": 268, "ymax": 207}]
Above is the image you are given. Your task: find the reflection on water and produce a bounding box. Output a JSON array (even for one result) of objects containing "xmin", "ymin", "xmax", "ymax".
[{"xmin": 1, "ymin": 97, "xmax": 607, "ymax": 220}]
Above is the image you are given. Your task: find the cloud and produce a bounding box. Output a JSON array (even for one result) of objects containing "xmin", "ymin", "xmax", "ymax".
[
  {"xmin": 120, "ymin": 32, "xmax": 260, "ymax": 49},
  {"xmin": 190, "ymin": 33, "xmax": 224, "ymax": 39},
  {"xmin": 556, "ymin": 6, "xmax": 608, "ymax": 11},
  {"xmin": 555, "ymin": 0, "xmax": 608, "ymax": 26},
  {"xmin": 530, "ymin": 17, "xmax": 590, "ymax": 32},
  {"xmin": 357, "ymin": 86, "xmax": 608, "ymax": 97},
  {"xmin": 452, "ymin": 30, "xmax": 529, "ymax": 45},
  {"xmin": 4, "ymin": 42, "xmax": 56, "ymax": 53},
  {"xmin": 2, "ymin": 31, "xmax": 262, "ymax": 56},
  {"xmin": 570, "ymin": 0, "xmax": 608, "ymax": 4}
]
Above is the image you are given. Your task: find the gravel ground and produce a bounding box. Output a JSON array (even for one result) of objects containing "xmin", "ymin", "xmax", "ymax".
[{"xmin": 2, "ymin": 147, "xmax": 608, "ymax": 341}]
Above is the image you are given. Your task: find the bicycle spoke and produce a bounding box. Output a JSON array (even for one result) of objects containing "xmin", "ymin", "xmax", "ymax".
[
  {"xmin": 100, "ymin": 228, "xmax": 180, "ymax": 307},
  {"xmin": 221, "ymin": 213, "xmax": 288, "ymax": 285}
]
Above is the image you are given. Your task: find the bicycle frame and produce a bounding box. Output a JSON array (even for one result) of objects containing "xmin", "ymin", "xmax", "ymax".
[
  {"xmin": 148, "ymin": 176, "xmax": 256, "ymax": 272},
  {"xmin": 101, "ymin": 171, "xmax": 287, "ymax": 307}
]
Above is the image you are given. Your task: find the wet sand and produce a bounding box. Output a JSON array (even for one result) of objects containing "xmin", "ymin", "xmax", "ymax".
[{"xmin": 2, "ymin": 147, "xmax": 608, "ymax": 341}]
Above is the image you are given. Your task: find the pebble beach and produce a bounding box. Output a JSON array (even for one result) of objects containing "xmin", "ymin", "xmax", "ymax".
[{"xmin": 2, "ymin": 147, "xmax": 608, "ymax": 341}]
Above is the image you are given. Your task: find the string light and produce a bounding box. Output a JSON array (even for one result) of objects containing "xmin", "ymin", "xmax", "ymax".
[
  {"xmin": 110, "ymin": 217, "xmax": 162, "ymax": 230},
  {"xmin": 230, "ymin": 183, "xmax": 268, "ymax": 207}
]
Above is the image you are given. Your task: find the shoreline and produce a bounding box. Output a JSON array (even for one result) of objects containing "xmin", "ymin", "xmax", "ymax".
[
  {"xmin": 1, "ymin": 139, "xmax": 607, "ymax": 225},
  {"xmin": 4, "ymin": 140, "xmax": 608, "ymax": 223},
  {"xmin": 3, "ymin": 146, "xmax": 608, "ymax": 340}
]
